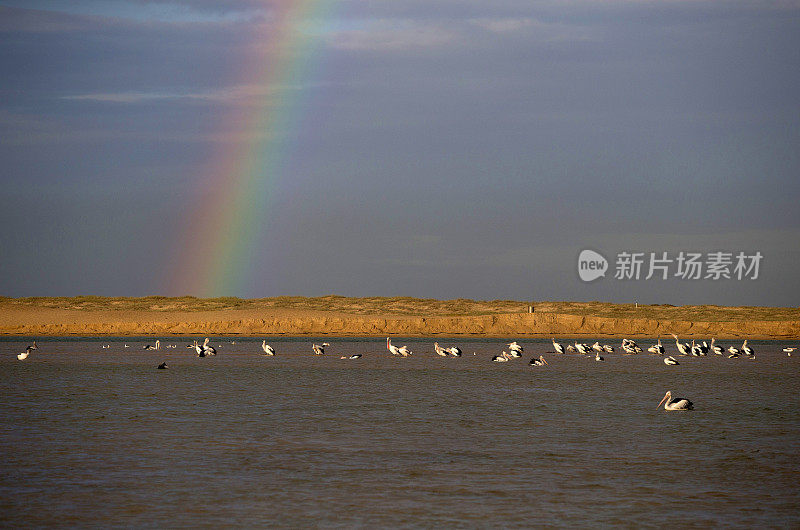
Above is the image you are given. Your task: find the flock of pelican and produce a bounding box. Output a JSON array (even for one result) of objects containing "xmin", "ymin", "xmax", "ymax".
[{"xmin": 14, "ymin": 335, "xmax": 798, "ymax": 412}]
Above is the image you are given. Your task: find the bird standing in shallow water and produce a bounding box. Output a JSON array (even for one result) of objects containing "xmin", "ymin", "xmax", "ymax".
[{"xmin": 658, "ymin": 390, "xmax": 693, "ymax": 411}]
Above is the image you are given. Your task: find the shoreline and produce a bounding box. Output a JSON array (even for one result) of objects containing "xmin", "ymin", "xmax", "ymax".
[{"xmin": 1, "ymin": 300, "xmax": 798, "ymax": 339}]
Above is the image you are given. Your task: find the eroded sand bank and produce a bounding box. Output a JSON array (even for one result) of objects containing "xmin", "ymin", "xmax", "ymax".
[{"xmin": 1, "ymin": 299, "xmax": 797, "ymax": 338}]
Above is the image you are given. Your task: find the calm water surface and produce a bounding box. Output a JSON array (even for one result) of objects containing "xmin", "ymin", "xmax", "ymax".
[{"xmin": 2, "ymin": 338, "xmax": 799, "ymax": 528}]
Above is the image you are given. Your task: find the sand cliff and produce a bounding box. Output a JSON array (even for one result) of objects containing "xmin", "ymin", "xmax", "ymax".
[{"xmin": 1, "ymin": 302, "xmax": 797, "ymax": 338}]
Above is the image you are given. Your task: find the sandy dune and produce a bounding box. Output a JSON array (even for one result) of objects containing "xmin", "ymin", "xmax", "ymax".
[{"xmin": 1, "ymin": 296, "xmax": 797, "ymax": 338}]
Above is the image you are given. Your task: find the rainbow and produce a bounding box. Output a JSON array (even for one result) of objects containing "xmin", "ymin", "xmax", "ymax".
[{"xmin": 167, "ymin": 1, "xmax": 336, "ymax": 296}]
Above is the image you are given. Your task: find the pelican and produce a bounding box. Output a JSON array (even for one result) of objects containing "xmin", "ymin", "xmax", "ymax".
[
  {"xmin": 566, "ymin": 344, "xmax": 576, "ymax": 352},
  {"xmin": 663, "ymin": 356, "xmax": 679, "ymax": 366},
  {"xmin": 621, "ymin": 339, "xmax": 637, "ymax": 354},
  {"xmin": 492, "ymin": 351, "xmax": 510, "ymax": 362},
  {"xmin": 574, "ymin": 342, "xmax": 589, "ymax": 355},
  {"xmin": 728, "ymin": 345, "xmax": 740, "ymax": 356},
  {"xmin": 552, "ymin": 338, "xmax": 565, "ymax": 354},
  {"xmin": 595, "ymin": 351, "xmax": 604, "ymax": 361},
  {"xmin": 784, "ymin": 347, "xmax": 796, "ymax": 356},
  {"xmin": 648, "ymin": 338, "xmax": 665, "ymax": 355},
  {"xmin": 448, "ymin": 346, "xmax": 462, "ymax": 357},
  {"xmin": 690, "ymin": 340, "xmax": 702, "ymax": 356},
  {"xmin": 508, "ymin": 342, "xmax": 524, "ymax": 355},
  {"xmin": 101, "ymin": 344, "xmax": 110, "ymax": 349},
  {"xmin": 313, "ymin": 343, "xmax": 326, "ymax": 355},
  {"xmin": 657, "ymin": 390, "xmax": 693, "ymax": 411},
  {"xmin": 17, "ymin": 341, "xmax": 37, "ymax": 360},
  {"xmin": 710, "ymin": 338, "xmax": 724, "ymax": 355},
  {"xmin": 397, "ymin": 345, "xmax": 412, "ymax": 357},
  {"xmin": 341, "ymin": 354, "xmax": 361, "ymax": 359},
  {"xmin": 742, "ymin": 340, "xmax": 754, "ymax": 356},
  {"xmin": 433, "ymin": 342, "xmax": 449, "ymax": 357},
  {"xmin": 192, "ymin": 340, "xmax": 204, "ymax": 357},
  {"xmin": 592, "ymin": 342, "xmax": 604, "ymax": 353},
  {"xmin": 202, "ymin": 338, "xmax": 216, "ymax": 356},
  {"xmin": 699, "ymin": 341, "xmax": 710, "ymax": 355},
  {"xmin": 529, "ymin": 355, "xmax": 548, "ymax": 366},
  {"xmin": 507, "ymin": 348, "xmax": 522, "ymax": 358},
  {"xmin": 261, "ymin": 340, "xmax": 275, "ymax": 356},
  {"xmin": 602, "ymin": 344, "xmax": 614, "ymax": 353},
  {"xmin": 157, "ymin": 362, "xmax": 168, "ymax": 369},
  {"xmin": 671, "ymin": 334, "xmax": 690, "ymax": 356},
  {"xmin": 144, "ymin": 339, "xmax": 161, "ymax": 350}
]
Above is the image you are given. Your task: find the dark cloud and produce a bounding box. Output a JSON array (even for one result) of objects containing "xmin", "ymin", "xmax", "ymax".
[{"xmin": 0, "ymin": 1, "xmax": 798, "ymax": 303}]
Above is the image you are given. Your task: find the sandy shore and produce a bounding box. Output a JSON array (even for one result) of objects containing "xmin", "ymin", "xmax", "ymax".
[{"xmin": 1, "ymin": 296, "xmax": 798, "ymax": 338}]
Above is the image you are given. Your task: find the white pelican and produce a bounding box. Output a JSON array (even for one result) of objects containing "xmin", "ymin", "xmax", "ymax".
[
  {"xmin": 101, "ymin": 344, "xmax": 110, "ymax": 349},
  {"xmin": 433, "ymin": 342, "xmax": 449, "ymax": 357},
  {"xmin": 313, "ymin": 343, "xmax": 326, "ymax": 355},
  {"xmin": 594, "ymin": 351, "xmax": 604, "ymax": 362},
  {"xmin": 592, "ymin": 342, "xmax": 604, "ymax": 353},
  {"xmin": 710, "ymin": 338, "xmax": 724, "ymax": 355},
  {"xmin": 448, "ymin": 346, "xmax": 462, "ymax": 357},
  {"xmin": 397, "ymin": 345, "xmax": 412, "ymax": 357},
  {"xmin": 492, "ymin": 351, "xmax": 510, "ymax": 362},
  {"xmin": 552, "ymin": 339, "xmax": 564, "ymax": 354},
  {"xmin": 621, "ymin": 339, "xmax": 637, "ymax": 354},
  {"xmin": 784, "ymin": 347, "xmax": 795, "ymax": 356},
  {"xmin": 574, "ymin": 342, "xmax": 589, "ymax": 355},
  {"xmin": 17, "ymin": 340, "xmax": 38, "ymax": 360},
  {"xmin": 699, "ymin": 341, "xmax": 710, "ymax": 355},
  {"xmin": 663, "ymin": 356, "xmax": 679, "ymax": 366},
  {"xmin": 690, "ymin": 340, "xmax": 702, "ymax": 356},
  {"xmin": 658, "ymin": 390, "xmax": 693, "ymax": 411},
  {"xmin": 341, "ymin": 354, "xmax": 361, "ymax": 359},
  {"xmin": 648, "ymin": 338, "xmax": 665, "ymax": 355},
  {"xmin": 566, "ymin": 344, "xmax": 575, "ymax": 352},
  {"xmin": 261, "ymin": 340, "xmax": 275, "ymax": 356},
  {"xmin": 192, "ymin": 340, "xmax": 204, "ymax": 357},
  {"xmin": 157, "ymin": 362, "xmax": 168, "ymax": 369},
  {"xmin": 508, "ymin": 342, "xmax": 524, "ymax": 355},
  {"xmin": 124, "ymin": 344, "xmax": 129, "ymax": 348},
  {"xmin": 507, "ymin": 348, "xmax": 522, "ymax": 358},
  {"xmin": 602, "ymin": 344, "xmax": 614, "ymax": 353},
  {"xmin": 144, "ymin": 339, "xmax": 161, "ymax": 350},
  {"xmin": 728, "ymin": 345, "xmax": 740, "ymax": 356},
  {"xmin": 529, "ymin": 355, "xmax": 548, "ymax": 366},
  {"xmin": 742, "ymin": 340, "xmax": 754, "ymax": 356},
  {"xmin": 671, "ymin": 334, "xmax": 690, "ymax": 356},
  {"xmin": 202, "ymin": 338, "xmax": 216, "ymax": 356}
]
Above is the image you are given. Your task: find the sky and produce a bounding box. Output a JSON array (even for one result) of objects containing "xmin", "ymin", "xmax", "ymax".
[{"xmin": 0, "ymin": 0, "xmax": 798, "ymax": 306}]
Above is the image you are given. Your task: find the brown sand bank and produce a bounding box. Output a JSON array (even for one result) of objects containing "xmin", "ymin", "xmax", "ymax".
[{"xmin": 1, "ymin": 296, "xmax": 798, "ymax": 339}]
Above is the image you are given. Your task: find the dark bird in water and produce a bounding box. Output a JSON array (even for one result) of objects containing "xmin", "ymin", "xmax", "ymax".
[{"xmin": 157, "ymin": 362, "xmax": 168, "ymax": 369}]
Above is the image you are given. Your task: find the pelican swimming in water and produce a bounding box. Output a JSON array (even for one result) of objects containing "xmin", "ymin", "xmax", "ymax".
[
  {"xmin": 157, "ymin": 362, "xmax": 168, "ymax": 369},
  {"xmin": 658, "ymin": 390, "xmax": 693, "ymax": 411},
  {"xmin": 507, "ymin": 348, "xmax": 522, "ymax": 358},
  {"xmin": 728, "ymin": 344, "xmax": 740, "ymax": 356},
  {"xmin": 566, "ymin": 344, "xmax": 576, "ymax": 352},
  {"xmin": 602, "ymin": 344, "xmax": 614, "ymax": 353},
  {"xmin": 574, "ymin": 342, "xmax": 590, "ymax": 355},
  {"xmin": 552, "ymin": 339, "xmax": 564, "ymax": 354},
  {"xmin": 784, "ymin": 347, "xmax": 796, "ymax": 356},
  {"xmin": 671, "ymin": 334, "xmax": 690, "ymax": 356},
  {"xmin": 710, "ymin": 338, "xmax": 724, "ymax": 355},
  {"xmin": 529, "ymin": 355, "xmax": 548, "ymax": 366},
  {"xmin": 592, "ymin": 342, "xmax": 604, "ymax": 353},
  {"xmin": 448, "ymin": 346, "xmax": 462, "ymax": 357},
  {"xmin": 313, "ymin": 343, "xmax": 326, "ymax": 355},
  {"xmin": 663, "ymin": 356, "xmax": 679, "ymax": 366},
  {"xmin": 741, "ymin": 340, "xmax": 754, "ymax": 356},
  {"xmin": 508, "ymin": 342, "xmax": 524, "ymax": 355},
  {"xmin": 648, "ymin": 338, "xmax": 665, "ymax": 355},
  {"xmin": 492, "ymin": 351, "xmax": 511, "ymax": 362},
  {"xmin": 261, "ymin": 341, "xmax": 275, "ymax": 356},
  {"xmin": 202, "ymin": 338, "xmax": 216, "ymax": 356},
  {"xmin": 690, "ymin": 340, "xmax": 702, "ymax": 356},
  {"xmin": 18, "ymin": 341, "xmax": 38, "ymax": 360},
  {"xmin": 594, "ymin": 351, "xmax": 604, "ymax": 362},
  {"xmin": 433, "ymin": 342, "xmax": 448, "ymax": 357},
  {"xmin": 341, "ymin": 354, "xmax": 362, "ymax": 360},
  {"xmin": 397, "ymin": 345, "xmax": 412, "ymax": 357},
  {"xmin": 144, "ymin": 339, "xmax": 161, "ymax": 350},
  {"xmin": 191, "ymin": 340, "xmax": 204, "ymax": 357}
]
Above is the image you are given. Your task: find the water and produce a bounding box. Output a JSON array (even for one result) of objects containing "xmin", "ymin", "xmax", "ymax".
[{"xmin": 2, "ymin": 338, "xmax": 799, "ymax": 527}]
